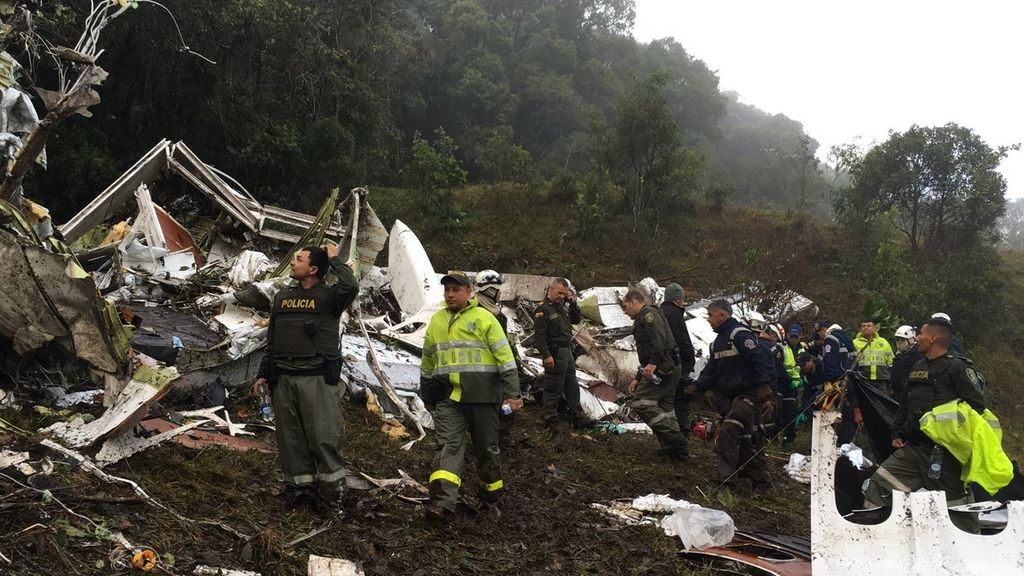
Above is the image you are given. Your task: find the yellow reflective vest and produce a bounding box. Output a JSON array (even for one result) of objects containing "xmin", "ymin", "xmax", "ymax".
[
  {"xmin": 782, "ymin": 343, "xmax": 801, "ymax": 388},
  {"xmin": 421, "ymin": 298, "xmax": 519, "ymax": 403},
  {"xmin": 853, "ymin": 333, "xmax": 894, "ymax": 381},
  {"xmin": 920, "ymin": 399, "xmax": 1013, "ymax": 495}
]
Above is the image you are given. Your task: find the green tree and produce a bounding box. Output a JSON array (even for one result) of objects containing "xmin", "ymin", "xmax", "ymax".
[
  {"xmin": 608, "ymin": 74, "xmax": 702, "ymax": 235},
  {"xmin": 403, "ymin": 128, "xmax": 468, "ymax": 226},
  {"xmin": 837, "ymin": 123, "xmax": 1014, "ymax": 253},
  {"xmin": 476, "ymin": 125, "xmax": 535, "ymax": 183}
]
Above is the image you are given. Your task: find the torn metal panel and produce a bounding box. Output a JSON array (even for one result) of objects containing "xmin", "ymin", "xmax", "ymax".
[
  {"xmin": 810, "ymin": 411, "xmax": 1024, "ymax": 574},
  {"xmin": 679, "ymin": 533, "xmax": 812, "ymax": 576},
  {"xmin": 494, "ymin": 273, "xmax": 560, "ymax": 303},
  {"xmin": 138, "ymin": 418, "xmax": 273, "ymax": 453},
  {"xmin": 386, "ymin": 219, "xmax": 442, "ymax": 317},
  {"xmin": 43, "ymin": 363, "xmax": 181, "ymax": 448},
  {"xmin": 176, "ymin": 344, "xmax": 265, "ymax": 386},
  {"xmin": 130, "ymin": 306, "xmax": 224, "ymax": 366},
  {"xmin": 60, "ymin": 140, "xmax": 344, "ymax": 246},
  {"xmin": 170, "ymin": 142, "xmax": 259, "ymax": 231},
  {"xmin": 60, "ymin": 139, "xmax": 173, "ymax": 243},
  {"xmin": 96, "ymin": 417, "xmax": 211, "ymax": 466},
  {"xmin": 0, "ymin": 226, "xmax": 129, "ymax": 390}
]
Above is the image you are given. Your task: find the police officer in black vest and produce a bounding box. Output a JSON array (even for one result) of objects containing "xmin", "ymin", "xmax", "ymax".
[{"xmin": 252, "ymin": 244, "xmax": 358, "ymax": 513}]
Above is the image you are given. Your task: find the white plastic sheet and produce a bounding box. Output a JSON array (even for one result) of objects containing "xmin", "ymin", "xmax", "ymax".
[
  {"xmin": 661, "ymin": 506, "xmax": 736, "ymax": 551},
  {"xmin": 227, "ymin": 250, "xmax": 272, "ymax": 286},
  {"xmin": 785, "ymin": 453, "xmax": 811, "ymax": 484}
]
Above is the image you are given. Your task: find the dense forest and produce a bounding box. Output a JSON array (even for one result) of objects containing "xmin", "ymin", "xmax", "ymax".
[
  {"xmin": 1, "ymin": 0, "xmax": 1015, "ymax": 344},
  {"xmin": 15, "ymin": 0, "xmax": 829, "ymax": 219}
]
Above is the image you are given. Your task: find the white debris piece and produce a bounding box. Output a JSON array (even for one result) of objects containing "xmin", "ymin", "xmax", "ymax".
[
  {"xmin": 0, "ymin": 450, "xmax": 29, "ymax": 470},
  {"xmin": 0, "ymin": 388, "xmax": 16, "ymax": 408},
  {"xmin": 227, "ymin": 250, "xmax": 272, "ymax": 286},
  {"xmin": 631, "ymin": 494, "xmax": 698, "ymax": 514},
  {"xmin": 386, "ymin": 220, "xmax": 442, "ymax": 317},
  {"xmin": 307, "ymin": 555, "xmax": 365, "ymax": 576},
  {"xmin": 593, "ymin": 493, "xmax": 734, "ymax": 551},
  {"xmin": 55, "ymin": 389, "xmax": 104, "ymax": 408},
  {"xmin": 785, "ymin": 453, "xmax": 811, "ymax": 484},
  {"xmin": 839, "ymin": 443, "xmax": 873, "ymax": 470},
  {"xmin": 96, "ymin": 419, "xmax": 210, "ymax": 466},
  {"xmin": 662, "ymin": 506, "xmax": 736, "ymax": 551},
  {"xmin": 577, "ymin": 286, "xmax": 631, "ymax": 328},
  {"xmin": 213, "ymin": 303, "xmax": 268, "ymax": 360},
  {"xmin": 193, "ymin": 567, "xmax": 261, "ymax": 576},
  {"xmin": 43, "ymin": 362, "xmax": 179, "ymax": 448}
]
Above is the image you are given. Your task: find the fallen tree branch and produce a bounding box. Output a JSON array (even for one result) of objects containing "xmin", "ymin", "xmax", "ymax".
[{"xmin": 39, "ymin": 439, "xmax": 251, "ymax": 541}]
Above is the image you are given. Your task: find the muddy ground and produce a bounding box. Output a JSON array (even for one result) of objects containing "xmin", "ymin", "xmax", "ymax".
[{"xmin": 0, "ymin": 394, "xmax": 812, "ymax": 575}]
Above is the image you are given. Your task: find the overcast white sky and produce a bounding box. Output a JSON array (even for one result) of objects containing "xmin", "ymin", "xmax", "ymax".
[{"xmin": 633, "ymin": 0, "xmax": 1024, "ymax": 198}]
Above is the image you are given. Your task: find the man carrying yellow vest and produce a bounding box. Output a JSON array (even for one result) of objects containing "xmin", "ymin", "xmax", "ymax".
[
  {"xmin": 419, "ymin": 272, "xmax": 523, "ymax": 523},
  {"xmin": 853, "ymin": 319, "xmax": 895, "ymax": 393}
]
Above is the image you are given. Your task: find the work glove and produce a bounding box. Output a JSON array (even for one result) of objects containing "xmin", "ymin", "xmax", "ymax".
[{"xmin": 419, "ymin": 377, "xmax": 436, "ymax": 412}]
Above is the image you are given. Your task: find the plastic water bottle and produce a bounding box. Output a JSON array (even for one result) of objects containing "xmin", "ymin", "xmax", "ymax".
[
  {"xmin": 258, "ymin": 384, "xmax": 274, "ymax": 422},
  {"xmin": 928, "ymin": 445, "xmax": 943, "ymax": 480},
  {"xmin": 500, "ymin": 404, "xmax": 513, "ymax": 417}
]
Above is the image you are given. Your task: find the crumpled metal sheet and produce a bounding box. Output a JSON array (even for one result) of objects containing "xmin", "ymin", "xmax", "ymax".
[{"xmin": 0, "ymin": 228, "xmax": 127, "ymax": 378}]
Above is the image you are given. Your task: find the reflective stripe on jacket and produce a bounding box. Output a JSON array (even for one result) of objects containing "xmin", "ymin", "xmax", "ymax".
[
  {"xmin": 920, "ymin": 399, "xmax": 1012, "ymax": 495},
  {"xmin": 421, "ymin": 298, "xmax": 519, "ymax": 403},
  {"xmin": 853, "ymin": 333, "xmax": 895, "ymax": 381}
]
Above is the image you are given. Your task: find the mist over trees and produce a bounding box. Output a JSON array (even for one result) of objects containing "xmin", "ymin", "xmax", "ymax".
[{"xmin": 15, "ymin": 0, "xmax": 832, "ymax": 219}]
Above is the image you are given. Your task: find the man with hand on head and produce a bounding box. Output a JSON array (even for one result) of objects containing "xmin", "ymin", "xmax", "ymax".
[{"xmin": 252, "ymin": 244, "xmax": 358, "ymax": 514}]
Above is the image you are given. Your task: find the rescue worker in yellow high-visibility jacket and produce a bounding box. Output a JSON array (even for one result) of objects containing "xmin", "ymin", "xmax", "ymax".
[
  {"xmin": 853, "ymin": 319, "xmax": 895, "ymax": 393},
  {"xmin": 419, "ymin": 272, "xmax": 522, "ymax": 523}
]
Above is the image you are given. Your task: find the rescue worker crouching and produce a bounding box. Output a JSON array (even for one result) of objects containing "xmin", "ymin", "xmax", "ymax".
[
  {"xmin": 419, "ymin": 273, "xmax": 523, "ymax": 523},
  {"xmin": 251, "ymin": 244, "xmax": 358, "ymax": 514},
  {"xmin": 863, "ymin": 318, "xmax": 986, "ymax": 533},
  {"xmin": 622, "ymin": 290, "xmax": 689, "ymax": 461},
  {"xmin": 694, "ymin": 300, "xmax": 775, "ymax": 492}
]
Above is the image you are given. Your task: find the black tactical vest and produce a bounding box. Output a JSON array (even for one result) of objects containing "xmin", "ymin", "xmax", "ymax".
[{"xmin": 271, "ymin": 282, "xmax": 341, "ymax": 359}]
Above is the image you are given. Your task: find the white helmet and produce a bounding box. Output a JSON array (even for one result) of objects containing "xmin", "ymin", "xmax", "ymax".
[
  {"xmin": 475, "ymin": 269, "xmax": 503, "ymax": 288},
  {"xmin": 894, "ymin": 325, "xmax": 916, "ymax": 341},
  {"xmin": 931, "ymin": 312, "xmax": 951, "ymax": 323},
  {"xmin": 772, "ymin": 323, "xmax": 785, "ymax": 341}
]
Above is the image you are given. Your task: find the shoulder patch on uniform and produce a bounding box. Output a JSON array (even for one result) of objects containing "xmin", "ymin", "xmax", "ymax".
[
  {"xmin": 967, "ymin": 368, "xmax": 980, "ymax": 387},
  {"xmin": 744, "ymin": 338, "xmax": 757, "ymax": 350},
  {"xmin": 534, "ymin": 311, "xmax": 545, "ymax": 318},
  {"xmin": 467, "ymin": 320, "xmax": 477, "ymax": 332},
  {"xmin": 644, "ymin": 311, "xmax": 654, "ymax": 323},
  {"xmin": 824, "ymin": 344, "xmax": 832, "ymax": 354}
]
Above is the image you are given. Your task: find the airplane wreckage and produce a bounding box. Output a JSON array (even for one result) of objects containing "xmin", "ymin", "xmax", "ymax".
[{"xmin": 2, "ymin": 140, "xmax": 1023, "ymax": 574}]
